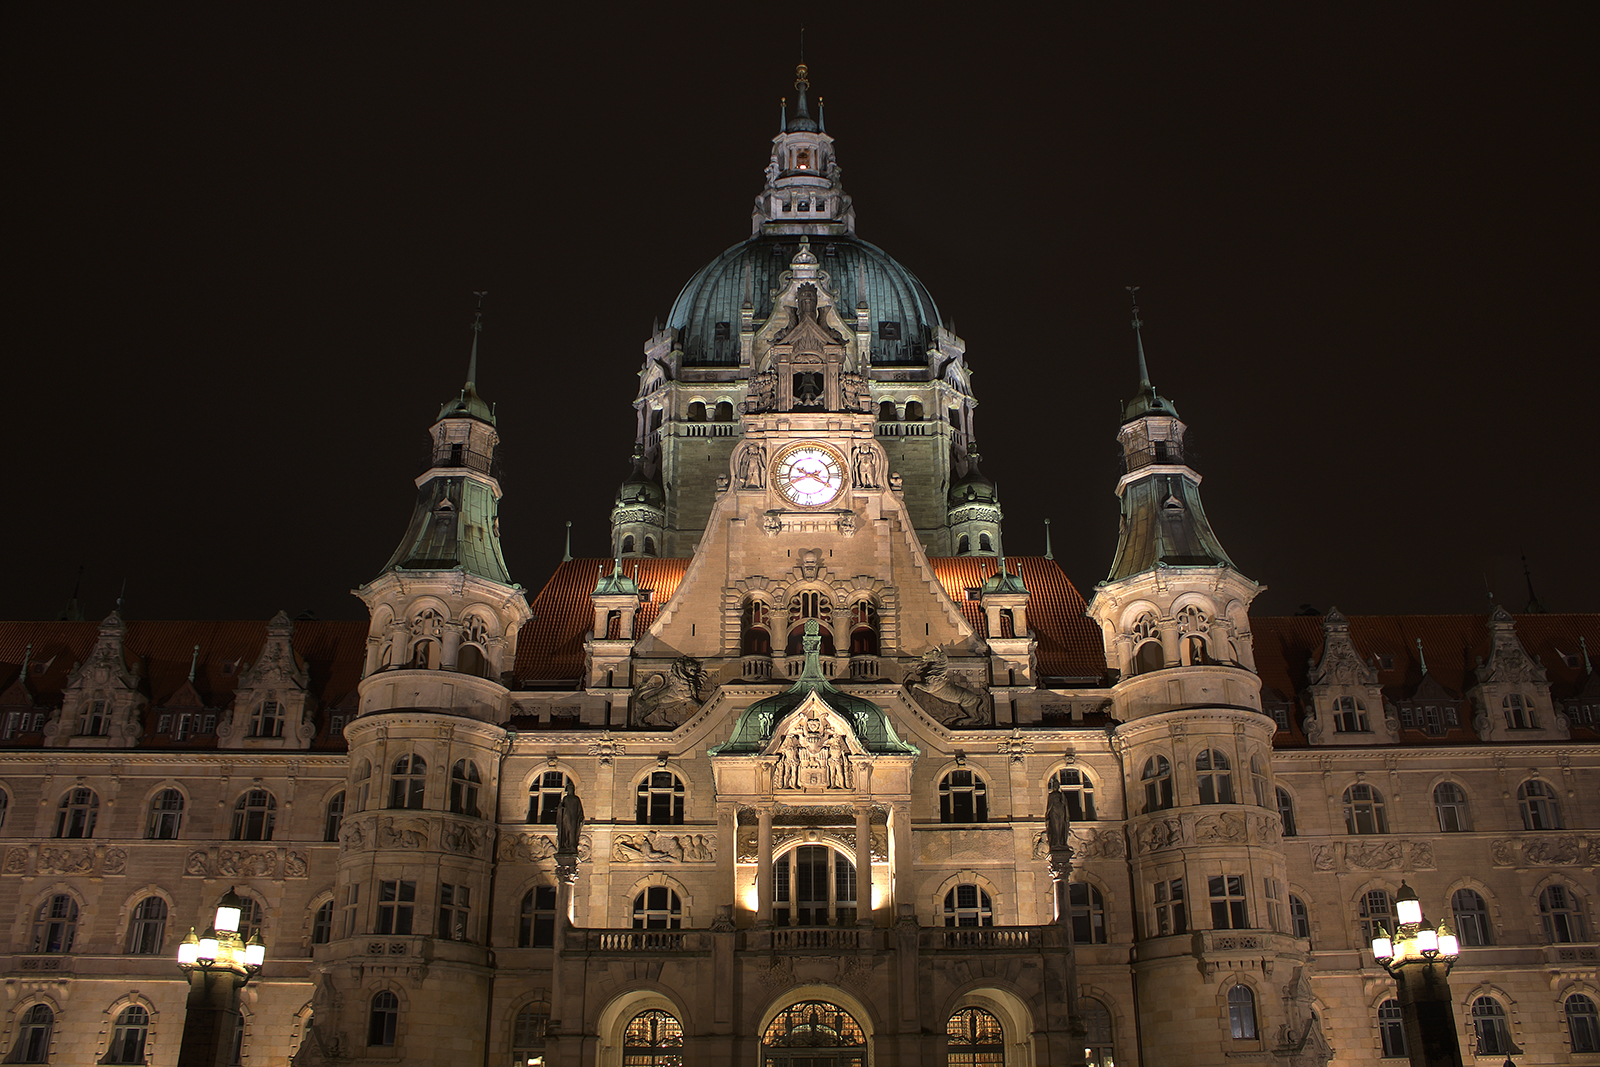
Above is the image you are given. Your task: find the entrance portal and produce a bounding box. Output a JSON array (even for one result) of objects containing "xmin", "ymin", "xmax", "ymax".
[{"xmin": 761, "ymin": 1000, "xmax": 867, "ymax": 1067}]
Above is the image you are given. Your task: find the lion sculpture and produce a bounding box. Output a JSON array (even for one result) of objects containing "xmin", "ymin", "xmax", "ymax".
[
  {"xmin": 633, "ymin": 655, "xmax": 712, "ymax": 728},
  {"xmin": 904, "ymin": 647, "xmax": 990, "ymax": 727}
]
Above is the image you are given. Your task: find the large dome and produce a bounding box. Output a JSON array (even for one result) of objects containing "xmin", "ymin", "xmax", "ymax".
[{"xmin": 668, "ymin": 234, "xmax": 941, "ymax": 367}]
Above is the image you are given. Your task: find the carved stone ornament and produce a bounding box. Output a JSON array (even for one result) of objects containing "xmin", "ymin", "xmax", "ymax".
[
  {"xmin": 1476, "ymin": 606, "xmax": 1548, "ymax": 685},
  {"xmin": 38, "ymin": 847, "xmax": 95, "ymax": 875},
  {"xmin": 768, "ymin": 697, "xmax": 864, "ymax": 792},
  {"xmin": 1307, "ymin": 608, "xmax": 1378, "ymax": 687},
  {"xmin": 1135, "ymin": 817, "xmax": 1184, "ymax": 855},
  {"xmin": 440, "ymin": 821, "xmax": 493, "ymax": 857},
  {"xmin": 3, "ymin": 848, "xmax": 28, "ymax": 874},
  {"xmin": 1344, "ymin": 840, "xmax": 1403, "ymax": 870},
  {"xmin": 633, "ymin": 656, "xmax": 712, "ymax": 729},
  {"xmin": 1194, "ymin": 812, "xmax": 1247, "ymax": 844},
  {"xmin": 218, "ymin": 848, "xmax": 278, "ymax": 878},
  {"xmin": 996, "ymin": 730, "xmax": 1034, "ymax": 763},
  {"xmin": 611, "ymin": 831, "xmax": 716, "ymax": 862},
  {"xmin": 587, "ymin": 732, "xmax": 625, "ymax": 765},
  {"xmin": 498, "ymin": 831, "xmax": 592, "ymax": 864},
  {"xmin": 903, "ymin": 647, "xmax": 991, "ymax": 727}
]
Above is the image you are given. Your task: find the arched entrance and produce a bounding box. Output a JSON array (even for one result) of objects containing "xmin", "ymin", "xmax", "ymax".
[{"xmin": 761, "ymin": 1000, "xmax": 867, "ymax": 1067}]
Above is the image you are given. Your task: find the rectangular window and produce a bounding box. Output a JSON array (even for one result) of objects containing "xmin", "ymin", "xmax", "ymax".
[
  {"xmin": 202, "ymin": 714, "xmax": 217, "ymax": 733},
  {"xmin": 376, "ymin": 880, "xmax": 415, "ymax": 935},
  {"xmin": 1210, "ymin": 875, "xmax": 1249, "ymax": 930},
  {"xmin": 81, "ymin": 700, "xmax": 109, "ymax": 736},
  {"xmin": 1263, "ymin": 877, "xmax": 1282, "ymax": 932},
  {"xmin": 157, "ymin": 714, "xmax": 173, "ymax": 733},
  {"xmin": 340, "ymin": 884, "xmax": 361, "ymax": 938},
  {"xmin": 330, "ymin": 714, "xmax": 346, "ymax": 735},
  {"xmin": 30, "ymin": 712, "xmax": 46, "ymax": 732},
  {"xmin": 1268, "ymin": 705, "xmax": 1290, "ymax": 730},
  {"xmin": 3, "ymin": 712, "xmax": 21, "ymax": 739},
  {"xmin": 438, "ymin": 883, "xmax": 471, "ymax": 941},
  {"xmin": 175, "ymin": 714, "xmax": 193, "ymax": 741},
  {"xmin": 1154, "ymin": 878, "xmax": 1187, "ymax": 936}
]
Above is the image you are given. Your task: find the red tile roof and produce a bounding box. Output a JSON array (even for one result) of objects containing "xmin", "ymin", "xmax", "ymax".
[
  {"xmin": 515, "ymin": 559, "xmax": 688, "ymax": 683},
  {"xmin": 927, "ymin": 557, "xmax": 1106, "ymax": 680}
]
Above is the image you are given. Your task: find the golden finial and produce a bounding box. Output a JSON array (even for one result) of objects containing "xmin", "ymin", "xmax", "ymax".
[{"xmin": 795, "ymin": 63, "xmax": 809, "ymax": 92}]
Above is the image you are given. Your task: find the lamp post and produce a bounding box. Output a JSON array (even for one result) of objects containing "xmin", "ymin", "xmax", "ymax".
[
  {"xmin": 175, "ymin": 887, "xmax": 267, "ymax": 1067},
  {"xmin": 1371, "ymin": 880, "xmax": 1463, "ymax": 1067}
]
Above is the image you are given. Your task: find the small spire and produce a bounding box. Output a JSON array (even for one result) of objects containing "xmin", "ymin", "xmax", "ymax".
[
  {"xmin": 1580, "ymin": 635, "xmax": 1592, "ymax": 674},
  {"xmin": 188, "ymin": 644, "xmax": 200, "ymax": 683},
  {"xmin": 20, "ymin": 643, "xmax": 31, "ymax": 676},
  {"xmin": 779, "ymin": 95, "xmax": 786, "ymax": 132},
  {"xmin": 466, "ymin": 291, "xmax": 487, "ymax": 390},
  {"xmin": 562, "ymin": 521, "xmax": 573, "ymax": 563},
  {"xmin": 55, "ymin": 564, "xmax": 85, "ymax": 621},
  {"xmin": 818, "ymin": 95, "xmax": 826, "ymax": 133},
  {"xmin": 1521, "ymin": 553, "xmax": 1547, "ymax": 613},
  {"xmin": 1043, "ymin": 518, "xmax": 1054, "ymax": 560},
  {"xmin": 1127, "ymin": 285, "xmax": 1150, "ymax": 389},
  {"xmin": 1415, "ymin": 637, "xmax": 1428, "ymax": 675},
  {"xmin": 116, "ymin": 577, "xmax": 126, "ymax": 613}
]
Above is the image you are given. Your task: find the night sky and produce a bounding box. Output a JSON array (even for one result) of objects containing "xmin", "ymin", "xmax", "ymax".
[{"xmin": 9, "ymin": 7, "xmax": 1597, "ymax": 623}]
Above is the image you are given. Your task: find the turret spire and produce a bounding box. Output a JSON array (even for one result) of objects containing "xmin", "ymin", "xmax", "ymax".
[
  {"xmin": 1128, "ymin": 285, "xmax": 1150, "ymax": 389},
  {"xmin": 788, "ymin": 63, "xmax": 818, "ymax": 132},
  {"xmin": 1416, "ymin": 637, "xmax": 1428, "ymax": 675},
  {"xmin": 1522, "ymin": 553, "xmax": 1547, "ymax": 613},
  {"xmin": 466, "ymin": 291, "xmax": 486, "ymax": 391},
  {"xmin": 1043, "ymin": 517, "xmax": 1054, "ymax": 560}
]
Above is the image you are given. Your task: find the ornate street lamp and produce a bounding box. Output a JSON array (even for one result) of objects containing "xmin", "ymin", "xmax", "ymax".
[
  {"xmin": 175, "ymin": 887, "xmax": 267, "ymax": 1067},
  {"xmin": 1371, "ymin": 881, "xmax": 1463, "ymax": 1067}
]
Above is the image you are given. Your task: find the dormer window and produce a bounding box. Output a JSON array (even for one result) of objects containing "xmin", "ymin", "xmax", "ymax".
[
  {"xmin": 1331, "ymin": 696, "xmax": 1368, "ymax": 733},
  {"xmin": 1503, "ymin": 693, "xmax": 1537, "ymax": 730}
]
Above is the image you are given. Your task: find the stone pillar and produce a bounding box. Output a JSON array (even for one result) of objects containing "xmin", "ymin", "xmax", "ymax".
[
  {"xmin": 1160, "ymin": 621, "xmax": 1181, "ymax": 668},
  {"xmin": 755, "ymin": 806, "xmax": 774, "ymax": 927},
  {"xmin": 441, "ymin": 624, "xmax": 462, "ymax": 670},
  {"xmin": 889, "ymin": 802, "xmax": 912, "ymax": 918},
  {"xmin": 550, "ymin": 854, "xmax": 581, "ymax": 1039},
  {"xmin": 716, "ymin": 802, "xmax": 738, "ymax": 919},
  {"xmin": 853, "ymin": 803, "xmax": 873, "ymax": 926}
]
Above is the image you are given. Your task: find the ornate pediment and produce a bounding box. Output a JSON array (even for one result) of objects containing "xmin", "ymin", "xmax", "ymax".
[
  {"xmin": 1307, "ymin": 608, "xmax": 1377, "ymax": 687},
  {"xmin": 64, "ymin": 612, "xmax": 140, "ymax": 693},
  {"xmin": 762, "ymin": 691, "xmax": 866, "ymax": 792},
  {"xmin": 236, "ymin": 611, "xmax": 310, "ymax": 692},
  {"xmin": 1475, "ymin": 606, "xmax": 1547, "ymax": 685}
]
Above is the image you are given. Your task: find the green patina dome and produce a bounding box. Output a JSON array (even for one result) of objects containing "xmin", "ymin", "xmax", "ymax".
[
  {"xmin": 669, "ymin": 235, "xmax": 941, "ymax": 367},
  {"xmin": 710, "ymin": 621, "xmax": 919, "ymax": 756}
]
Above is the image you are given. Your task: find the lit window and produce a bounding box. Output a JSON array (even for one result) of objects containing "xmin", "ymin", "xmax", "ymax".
[
  {"xmin": 55, "ymin": 787, "xmax": 99, "ymax": 838},
  {"xmin": 1540, "ymin": 885, "xmax": 1586, "ymax": 943},
  {"xmin": 376, "ymin": 880, "xmax": 416, "ymax": 935},
  {"xmin": 520, "ymin": 886, "xmax": 557, "ymax": 947},
  {"xmin": 32, "ymin": 894, "xmax": 78, "ymax": 953},
  {"xmin": 1378, "ymin": 998, "xmax": 1406, "ymax": 1058},
  {"xmin": 231, "ymin": 789, "xmax": 277, "ymax": 841},
  {"xmin": 1082, "ymin": 997, "xmax": 1115, "ymax": 1066},
  {"xmin": 1196, "ymin": 749, "xmax": 1235, "ymax": 804},
  {"xmin": 1142, "ymin": 756, "xmax": 1174, "ymax": 813},
  {"xmin": 940, "ymin": 770, "xmax": 988, "ymax": 823},
  {"xmin": 1433, "ymin": 782, "xmax": 1470, "ymax": 832},
  {"xmin": 125, "ymin": 896, "xmax": 167, "ymax": 955},
  {"xmin": 389, "ymin": 754, "xmax": 426, "ymax": 810},
  {"xmin": 1342, "ymin": 784, "xmax": 1388, "ymax": 834},
  {"xmin": 1471, "ymin": 997, "xmax": 1513, "ymax": 1056},
  {"xmin": 1359, "ymin": 888, "xmax": 1395, "ymax": 942},
  {"xmin": 943, "ymin": 884, "xmax": 995, "ymax": 928},
  {"xmin": 1069, "ymin": 883, "xmax": 1106, "ymax": 943},
  {"xmin": 105, "ymin": 1005, "xmax": 149, "ymax": 1064},
  {"xmin": 368, "ymin": 991, "xmax": 399, "ymax": 1047},
  {"xmin": 146, "ymin": 788, "xmax": 184, "ymax": 839},
  {"xmin": 636, "ymin": 771, "xmax": 685, "ymax": 824},
  {"xmin": 623, "ymin": 1009, "xmax": 683, "ymax": 1063},
  {"xmin": 947, "ymin": 1006, "xmax": 1005, "ymax": 1065},
  {"xmin": 1049, "ymin": 768, "xmax": 1096, "ymax": 821},
  {"xmin": 1209, "ymin": 875, "xmax": 1249, "ymax": 930},
  {"xmin": 1518, "ymin": 779, "xmax": 1562, "ymax": 830},
  {"xmin": 1567, "ymin": 994, "xmax": 1600, "ymax": 1054},
  {"xmin": 1451, "ymin": 888, "xmax": 1492, "ymax": 946},
  {"xmin": 1227, "ymin": 984, "xmax": 1257, "ymax": 1040}
]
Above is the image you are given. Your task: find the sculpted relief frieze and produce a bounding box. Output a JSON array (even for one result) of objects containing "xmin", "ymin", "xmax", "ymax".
[
  {"xmin": 1032, "ymin": 827, "xmax": 1128, "ymax": 861},
  {"xmin": 612, "ymin": 831, "xmax": 715, "ymax": 862},
  {"xmin": 177, "ymin": 847, "xmax": 308, "ymax": 879},
  {"xmin": 904, "ymin": 648, "xmax": 991, "ymax": 727},
  {"xmin": 633, "ymin": 656, "xmax": 712, "ymax": 729},
  {"xmin": 1492, "ymin": 835, "xmax": 1591, "ymax": 867},
  {"xmin": 498, "ymin": 830, "xmax": 593, "ymax": 864},
  {"xmin": 1307, "ymin": 840, "xmax": 1436, "ymax": 872}
]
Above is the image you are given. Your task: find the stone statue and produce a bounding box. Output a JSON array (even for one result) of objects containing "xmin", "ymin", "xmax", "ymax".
[
  {"xmin": 1046, "ymin": 785, "xmax": 1072, "ymax": 851},
  {"xmin": 556, "ymin": 781, "xmax": 584, "ymax": 855},
  {"xmin": 904, "ymin": 647, "xmax": 991, "ymax": 727},
  {"xmin": 852, "ymin": 445, "xmax": 881, "ymax": 488},
  {"xmin": 739, "ymin": 443, "xmax": 767, "ymax": 488},
  {"xmin": 633, "ymin": 655, "xmax": 711, "ymax": 728}
]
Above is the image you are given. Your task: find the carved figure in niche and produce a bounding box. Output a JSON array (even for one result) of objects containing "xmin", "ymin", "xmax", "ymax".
[
  {"xmin": 1046, "ymin": 785, "xmax": 1072, "ymax": 851},
  {"xmin": 851, "ymin": 445, "xmax": 881, "ymax": 488},
  {"xmin": 1311, "ymin": 845, "xmax": 1337, "ymax": 871},
  {"xmin": 773, "ymin": 709, "xmax": 858, "ymax": 790},
  {"xmin": 738, "ymin": 443, "xmax": 767, "ymax": 488},
  {"xmin": 904, "ymin": 647, "xmax": 991, "ymax": 727},
  {"xmin": 556, "ymin": 781, "xmax": 584, "ymax": 855},
  {"xmin": 185, "ymin": 851, "xmax": 210, "ymax": 876},
  {"xmin": 633, "ymin": 656, "xmax": 712, "ymax": 728}
]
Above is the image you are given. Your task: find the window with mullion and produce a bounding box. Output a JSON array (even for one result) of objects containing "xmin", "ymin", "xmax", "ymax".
[
  {"xmin": 636, "ymin": 771, "xmax": 685, "ymax": 825},
  {"xmin": 1209, "ymin": 875, "xmax": 1249, "ymax": 930},
  {"xmin": 376, "ymin": 880, "xmax": 415, "ymax": 935}
]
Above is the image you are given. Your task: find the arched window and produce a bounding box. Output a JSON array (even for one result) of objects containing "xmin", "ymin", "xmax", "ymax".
[
  {"xmin": 368, "ymin": 991, "xmax": 399, "ymax": 1047},
  {"xmin": 324, "ymin": 790, "xmax": 346, "ymax": 842},
  {"xmin": 31, "ymin": 895, "xmax": 78, "ymax": 953},
  {"xmin": 762, "ymin": 1001, "xmax": 866, "ymax": 1058},
  {"xmin": 519, "ymin": 886, "xmax": 557, "ymax": 947},
  {"xmin": 1471, "ymin": 996, "xmax": 1513, "ymax": 1056},
  {"xmin": 686, "ymin": 400, "xmax": 706, "ymax": 422},
  {"xmin": 13, "ymin": 1005, "xmax": 52, "ymax": 1063},
  {"xmin": 312, "ymin": 900, "xmax": 334, "ymax": 945},
  {"xmin": 1332, "ymin": 695, "xmax": 1369, "ymax": 733},
  {"xmin": 1069, "ymin": 883, "xmax": 1107, "ymax": 943},
  {"xmin": 1082, "ymin": 997, "xmax": 1115, "ymax": 1066},
  {"xmin": 105, "ymin": 1006, "xmax": 149, "ymax": 1064},
  {"xmin": 1378, "ymin": 998, "xmax": 1407, "ymax": 1058},
  {"xmin": 905, "ymin": 400, "xmax": 924, "ymax": 421},
  {"xmin": 1519, "ymin": 779, "xmax": 1562, "ymax": 830},
  {"xmin": 232, "ymin": 895, "xmax": 265, "ymax": 942},
  {"xmin": 848, "ymin": 600, "xmax": 879, "ymax": 656},
  {"xmin": 1541, "ymin": 885, "xmax": 1586, "ymax": 943},
  {"xmin": 146, "ymin": 788, "xmax": 184, "ymax": 839},
  {"xmin": 623, "ymin": 1010, "xmax": 683, "ymax": 1064},
  {"xmin": 511, "ymin": 999, "xmax": 550, "ymax": 1057},
  {"xmin": 1452, "ymin": 889, "xmax": 1493, "ymax": 946},
  {"xmin": 636, "ymin": 771, "xmax": 685, "ymax": 824},
  {"xmin": 1359, "ymin": 888, "xmax": 1395, "ymax": 941},
  {"xmin": 1196, "ymin": 749, "xmax": 1235, "ymax": 804},
  {"xmin": 785, "ymin": 591, "xmax": 834, "ymax": 655},
  {"xmin": 1503, "ymin": 693, "xmax": 1536, "ymax": 729},
  {"xmin": 389, "ymin": 754, "xmax": 426, "ymax": 810},
  {"xmin": 642, "ymin": 536, "xmax": 656, "ymax": 557},
  {"xmin": 621, "ymin": 534, "xmax": 636, "ymax": 554},
  {"xmin": 1342, "ymin": 784, "xmax": 1388, "ymax": 834},
  {"xmin": 456, "ymin": 643, "xmax": 487, "ymax": 678},
  {"xmin": 55, "ymin": 787, "xmax": 98, "ymax": 838},
  {"xmin": 528, "ymin": 771, "xmax": 570, "ymax": 823},
  {"xmin": 774, "ymin": 845, "xmax": 857, "ymax": 926},
  {"xmin": 947, "ymin": 1006, "xmax": 1005, "ymax": 1065},
  {"xmin": 125, "ymin": 896, "xmax": 167, "ymax": 954},
  {"xmin": 714, "ymin": 400, "xmax": 735, "ymax": 422},
  {"xmin": 939, "ymin": 769, "xmax": 987, "ymax": 823},
  {"xmin": 1049, "ymin": 767, "xmax": 1097, "ymax": 821},
  {"xmin": 0, "ymin": 790, "xmax": 7, "ymax": 831},
  {"xmin": 1227, "ymin": 984, "xmax": 1257, "ymax": 1040},
  {"xmin": 632, "ymin": 886, "xmax": 683, "ymax": 929},
  {"xmin": 1433, "ymin": 782, "xmax": 1470, "ymax": 831},
  {"xmin": 1289, "ymin": 895, "xmax": 1311, "ymax": 940},
  {"xmin": 1142, "ymin": 756, "xmax": 1174, "ymax": 813},
  {"xmin": 957, "ymin": 534, "xmax": 971, "ymax": 554},
  {"xmin": 231, "ymin": 789, "xmax": 277, "ymax": 840},
  {"xmin": 1276, "ymin": 787, "xmax": 1297, "ymax": 837},
  {"xmin": 877, "ymin": 399, "xmax": 897, "ymax": 422},
  {"xmin": 1567, "ymin": 994, "xmax": 1600, "ymax": 1054},
  {"xmin": 741, "ymin": 598, "xmax": 772, "ymax": 655},
  {"xmin": 943, "ymin": 884, "xmax": 994, "ymax": 927},
  {"xmin": 449, "ymin": 760, "xmax": 481, "ymax": 817},
  {"xmin": 978, "ymin": 532, "xmax": 992, "ymax": 552},
  {"xmin": 353, "ymin": 759, "xmax": 372, "ymax": 812},
  {"xmin": 1249, "ymin": 755, "xmax": 1269, "ymax": 807}
]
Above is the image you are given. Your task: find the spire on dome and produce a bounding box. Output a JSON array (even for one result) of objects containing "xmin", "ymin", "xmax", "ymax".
[
  {"xmin": 466, "ymin": 290, "xmax": 485, "ymax": 390},
  {"xmin": 437, "ymin": 292, "xmax": 495, "ymax": 425},
  {"xmin": 788, "ymin": 63, "xmax": 819, "ymax": 132},
  {"xmin": 1121, "ymin": 287, "xmax": 1179, "ymax": 422}
]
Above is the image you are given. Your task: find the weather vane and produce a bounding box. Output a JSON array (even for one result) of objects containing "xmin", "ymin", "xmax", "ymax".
[
  {"xmin": 472, "ymin": 291, "xmax": 487, "ymax": 331},
  {"xmin": 1126, "ymin": 285, "xmax": 1142, "ymax": 330}
]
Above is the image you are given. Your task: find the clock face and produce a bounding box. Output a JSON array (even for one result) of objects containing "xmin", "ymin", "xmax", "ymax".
[{"xmin": 774, "ymin": 445, "xmax": 845, "ymax": 507}]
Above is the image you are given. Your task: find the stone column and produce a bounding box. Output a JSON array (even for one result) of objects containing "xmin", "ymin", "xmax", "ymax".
[
  {"xmin": 889, "ymin": 802, "xmax": 912, "ymax": 918},
  {"xmin": 853, "ymin": 803, "xmax": 873, "ymax": 926},
  {"xmin": 755, "ymin": 805, "xmax": 774, "ymax": 927},
  {"xmin": 550, "ymin": 854, "xmax": 581, "ymax": 1039}
]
